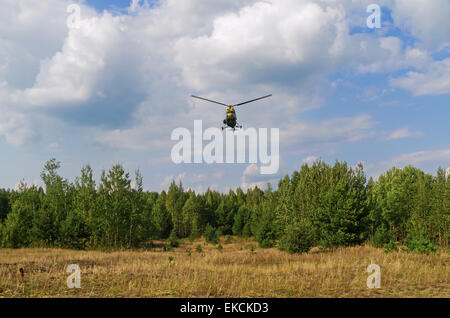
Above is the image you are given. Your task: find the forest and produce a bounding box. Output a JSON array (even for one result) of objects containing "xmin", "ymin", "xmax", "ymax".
[{"xmin": 0, "ymin": 159, "xmax": 448, "ymax": 254}]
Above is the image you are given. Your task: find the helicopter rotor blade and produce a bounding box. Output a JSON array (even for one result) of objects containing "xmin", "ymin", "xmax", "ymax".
[
  {"xmin": 234, "ymin": 94, "xmax": 272, "ymax": 107},
  {"xmin": 191, "ymin": 95, "xmax": 228, "ymax": 107}
]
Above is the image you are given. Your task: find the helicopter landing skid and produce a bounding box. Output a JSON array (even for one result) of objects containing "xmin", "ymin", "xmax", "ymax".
[{"xmin": 222, "ymin": 123, "xmax": 243, "ymax": 131}]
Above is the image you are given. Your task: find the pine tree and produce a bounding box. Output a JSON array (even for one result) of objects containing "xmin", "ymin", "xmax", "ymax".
[
  {"xmin": 97, "ymin": 164, "xmax": 132, "ymax": 248},
  {"xmin": 63, "ymin": 165, "xmax": 96, "ymax": 249},
  {"xmin": 153, "ymin": 191, "xmax": 171, "ymax": 238},
  {"xmin": 182, "ymin": 191, "xmax": 198, "ymax": 237},
  {"xmin": 139, "ymin": 191, "xmax": 158, "ymax": 246}
]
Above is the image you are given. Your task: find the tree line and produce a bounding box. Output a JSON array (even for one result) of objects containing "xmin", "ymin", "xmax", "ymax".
[{"xmin": 0, "ymin": 159, "xmax": 448, "ymax": 253}]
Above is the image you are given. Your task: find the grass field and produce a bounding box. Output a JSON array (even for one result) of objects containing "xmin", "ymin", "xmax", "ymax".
[{"xmin": 0, "ymin": 237, "xmax": 448, "ymax": 298}]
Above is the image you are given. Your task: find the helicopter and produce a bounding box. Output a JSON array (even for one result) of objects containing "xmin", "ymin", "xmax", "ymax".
[{"xmin": 191, "ymin": 94, "xmax": 272, "ymax": 130}]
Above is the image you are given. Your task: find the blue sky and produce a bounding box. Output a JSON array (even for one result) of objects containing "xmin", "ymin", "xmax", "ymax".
[
  {"xmin": 86, "ymin": 0, "xmax": 158, "ymax": 12},
  {"xmin": 87, "ymin": 0, "xmax": 132, "ymax": 11},
  {"xmin": 0, "ymin": 0, "xmax": 449, "ymax": 192}
]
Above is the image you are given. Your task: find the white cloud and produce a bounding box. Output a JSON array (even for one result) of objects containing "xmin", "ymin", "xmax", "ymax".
[
  {"xmin": 391, "ymin": 58, "xmax": 450, "ymax": 96},
  {"xmin": 174, "ymin": 0, "xmax": 350, "ymax": 92},
  {"xmin": 0, "ymin": 107, "xmax": 35, "ymax": 146},
  {"xmin": 0, "ymin": 0, "xmax": 75, "ymax": 89},
  {"xmin": 240, "ymin": 163, "xmax": 280, "ymax": 190},
  {"xmin": 366, "ymin": 148, "xmax": 450, "ymax": 179},
  {"xmin": 129, "ymin": 0, "xmax": 146, "ymax": 13},
  {"xmin": 281, "ymin": 114, "xmax": 376, "ymax": 146},
  {"xmin": 160, "ymin": 172, "xmax": 186, "ymax": 189},
  {"xmin": 383, "ymin": 148, "xmax": 450, "ymax": 166},
  {"xmin": 392, "ymin": 0, "xmax": 450, "ymax": 50},
  {"xmin": 24, "ymin": 12, "xmax": 123, "ymax": 106},
  {"xmin": 387, "ymin": 128, "xmax": 424, "ymax": 140}
]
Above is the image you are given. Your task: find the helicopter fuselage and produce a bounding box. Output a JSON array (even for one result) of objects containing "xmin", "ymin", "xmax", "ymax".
[{"xmin": 224, "ymin": 106, "xmax": 237, "ymax": 128}]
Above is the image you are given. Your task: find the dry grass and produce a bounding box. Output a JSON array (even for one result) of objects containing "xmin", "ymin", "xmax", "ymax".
[{"xmin": 0, "ymin": 237, "xmax": 448, "ymax": 298}]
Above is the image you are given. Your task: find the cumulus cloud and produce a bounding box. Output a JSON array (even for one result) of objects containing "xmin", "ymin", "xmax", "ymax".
[
  {"xmin": 24, "ymin": 13, "xmax": 123, "ymax": 106},
  {"xmin": 174, "ymin": 0, "xmax": 350, "ymax": 91},
  {"xmin": 0, "ymin": 0, "xmax": 75, "ymax": 89},
  {"xmin": 391, "ymin": 0, "xmax": 450, "ymax": 50},
  {"xmin": 0, "ymin": 1, "xmax": 74, "ymax": 144},
  {"xmin": 390, "ymin": 58, "xmax": 450, "ymax": 96}
]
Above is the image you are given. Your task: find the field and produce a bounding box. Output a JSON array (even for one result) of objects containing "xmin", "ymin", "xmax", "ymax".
[{"xmin": 0, "ymin": 237, "xmax": 448, "ymax": 298}]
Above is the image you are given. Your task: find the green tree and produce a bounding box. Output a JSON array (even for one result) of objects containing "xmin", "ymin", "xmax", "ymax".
[
  {"xmin": 97, "ymin": 164, "xmax": 132, "ymax": 249},
  {"xmin": 138, "ymin": 191, "xmax": 158, "ymax": 246},
  {"xmin": 166, "ymin": 181, "xmax": 187, "ymax": 237},
  {"xmin": 182, "ymin": 192, "xmax": 204, "ymax": 238},
  {"xmin": 0, "ymin": 189, "xmax": 11, "ymax": 222},
  {"xmin": 204, "ymin": 223, "xmax": 219, "ymax": 244},
  {"xmin": 232, "ymin": 205, "xmax": 250, "ymax": 236},
  {"xmin": 256, "ymin": 216, "xmax": 276, "ymax": 248},
  {"xmin": 64, "ymin": 165, "xmax": 96, "ymax": 249},
  {"xmin": 128, "ymin": 170, "xmax": 145, "ymax": 247},
  {"xmin": 278, "ymin": 220, "xmax": 314, "ymax": 254},
  {"xmin": 429, "ymin": 168, "xmax": 449, "ymax": 247},
  {"xmin": 152, "ymin": 191, "xmax": 171, "ymax": 238},
  {"xmin": 215, "ymin": 190, "xmax": 238, "ymax": 235},
  {"xmin": 2, "ymin": 182, "xmax": 40, "ymax": 248},
  {"xmin": 32, "ymin": 159, "xmax": 73, "ymax": 246}
]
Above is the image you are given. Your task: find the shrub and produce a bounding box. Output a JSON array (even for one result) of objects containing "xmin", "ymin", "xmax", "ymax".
[
  {"xmin": 256, "ymin": 219, "xmax": 276, "ymax": 248},
  {"xmin": 404, "ymin": 230, "xmax": 437, "ymax": 254},
  {"xmin": 189, "ymin": 231, "xmax": 201, "ymax": 242},
  {"xmin": 225, "ymin": 235, "xmax": 233, "ymax": 244},
  {"xmin": 278, "ymin": 221, "xmax": 314, "ymax": 254},
  {"xmin": 373, "ymin": 225, "xmax": 395, "ymax": 249},
  {"xmin": 217, "ymin": 244, "xmax": 223, "ymax": 251},
  {"xmin": 195, "ymin": 244, "xmax": 203, "ymax": 253},
  {"xmin": 242, "ymin": 223, "xmax": 252, "ymax": 238},
  {"xmin": 384, "ymin": 240, "xmax": 398, "ymax": 253},
  {"xmin": 168, "ymin": 230, "xmax": 180, "ymax": 248},
  {"xmin": 204, "ymin": 224, "xmax": 219, "ymax": 244}
]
